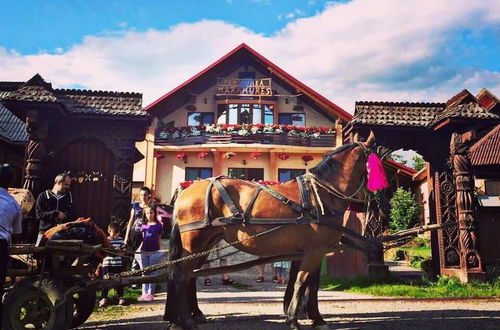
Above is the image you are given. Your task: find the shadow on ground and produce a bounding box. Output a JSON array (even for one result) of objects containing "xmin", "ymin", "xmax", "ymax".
[{"xmin": 82, "ymin": 309, "xmax": 500, "ymax": 329}]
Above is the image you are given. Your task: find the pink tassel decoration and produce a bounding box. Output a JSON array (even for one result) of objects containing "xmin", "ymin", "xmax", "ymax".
[{"xmin": 366, "ymin": 153, "xmax": 389, "ymax": 192}]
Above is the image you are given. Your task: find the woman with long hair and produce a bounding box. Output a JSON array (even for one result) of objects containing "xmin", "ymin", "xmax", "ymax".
[{"xmin": 124, "ymin": 187, "xmax": 152, "ymax": 273}]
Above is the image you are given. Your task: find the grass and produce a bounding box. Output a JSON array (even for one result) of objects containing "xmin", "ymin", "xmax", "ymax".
[
  {"xmin": 401, "ymin": 246, "xmax": 431, "ymax": 258},
  {"xmin": 320, "ymin": 274, "xmax": 500, "ymax": 298}
]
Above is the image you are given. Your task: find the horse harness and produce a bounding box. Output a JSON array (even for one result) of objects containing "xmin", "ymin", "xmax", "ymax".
[{"xmin": 178, "ymin": 174, "xmax": 380, "ymax": 247}]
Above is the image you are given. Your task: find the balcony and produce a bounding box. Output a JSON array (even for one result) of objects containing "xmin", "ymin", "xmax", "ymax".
[{"xmin": 155, "ymin": 124, "xmax": 337, "ymax": 147}]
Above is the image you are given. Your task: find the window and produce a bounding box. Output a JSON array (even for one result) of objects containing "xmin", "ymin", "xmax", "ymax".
[
  {"xmin": 185, "ymin": 167, "xmax": 213, "ymax": 181},
  {"xmin": 217, "ymin": 104, "xmax": 274, "ymax": 125},
  {"xmin": 228, "ymin": 168, "xmax": 264, "ymax": 181},
  {"xmin": 278, "ymin": 169, "xmax": 306, "ymax": 182},
  {"xmin": 278, "ymin": 113, "xmax": 305, "ymax": 126},
  {"xmin": 187, "ymin": 112, "xmax": 214, "ymax": 126}
]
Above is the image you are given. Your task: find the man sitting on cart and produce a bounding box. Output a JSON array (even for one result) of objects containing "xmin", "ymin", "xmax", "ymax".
[{"xmin": 35, "ymin": 173, "xmax": 76, "ymax": 245}]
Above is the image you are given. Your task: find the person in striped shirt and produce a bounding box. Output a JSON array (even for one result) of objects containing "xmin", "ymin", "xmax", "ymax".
[{"xmin": 99, "ymin": 222, "xmax": 126, "ymax": 307}]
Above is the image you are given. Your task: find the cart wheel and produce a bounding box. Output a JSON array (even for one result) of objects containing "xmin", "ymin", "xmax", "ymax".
[
  {"xmin": 69, "ymin": 289, "xmax": 96, "ymax": 328},
  {"xmin": 2, "ymin": 278, "xmax": 71, "ymax": 330}
]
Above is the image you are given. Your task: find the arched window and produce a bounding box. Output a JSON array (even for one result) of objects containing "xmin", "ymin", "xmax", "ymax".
[{"xmin": 217, "ymin": 104, "xmax": 274, "ymax": 125}]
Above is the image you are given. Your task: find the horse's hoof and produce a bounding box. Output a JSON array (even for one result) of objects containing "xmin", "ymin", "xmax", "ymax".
[
  {"xmin": 192, "ymin": 312, "xmax": 207, "ymax": 324},
  {"xmin": 312, "ymin": 324, "xmax": 330, "ymax": 330},
  {"xmin": 286, "ymin": 320, "xmax": 301, "ymax": 330},
  {"xmin": 167, "ymin": 323, "xmax": 182, "ymax": 330}
]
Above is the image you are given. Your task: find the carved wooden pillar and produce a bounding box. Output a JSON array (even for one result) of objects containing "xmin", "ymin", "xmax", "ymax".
[
  {"xmin": 23, "ymin": 110, "xmax": 49, "ymax": 197},
  {"xmin": 434, "ymin": 167, "xmax": 460, "ymax": 271},
  {"xmin": 364, "ymin": 193, "xmax": 390, "ymax": 275},
  {"xmin": 450, "ymin": 133, "xmax": 485, "ymax": 281}
]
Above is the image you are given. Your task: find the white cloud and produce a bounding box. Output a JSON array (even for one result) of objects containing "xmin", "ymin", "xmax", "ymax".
[
  {"xmin": 278, "ymin": 9, "xmax": 306, "ymax": 20},
  {"xmin": 0, "ymin": 0, "xmax": 499, "ymax": 113}
]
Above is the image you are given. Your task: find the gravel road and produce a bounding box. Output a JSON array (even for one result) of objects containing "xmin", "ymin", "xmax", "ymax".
[{"xmin": 83, "ymin": 294, "xmax": 500, "ymax": 329}]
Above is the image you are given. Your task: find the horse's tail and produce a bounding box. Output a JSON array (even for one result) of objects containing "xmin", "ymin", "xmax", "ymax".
[{"xmin": 168, "ymin": 220, "xmax": 182, "ymax": 279}]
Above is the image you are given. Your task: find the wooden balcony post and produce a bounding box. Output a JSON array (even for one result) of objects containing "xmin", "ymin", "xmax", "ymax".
[
  {"xmin": 336, "ymin": 121, "xmax": 343, "ymax": 147},
  {"xmin": 269, "ymin": 150, "xmax": 277, "ymax": 181},
  {"xmin": 213, "ymin": 150, "xmax": 221, "ymax": 176}
]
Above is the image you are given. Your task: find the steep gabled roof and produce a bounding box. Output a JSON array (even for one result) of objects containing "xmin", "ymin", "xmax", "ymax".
[
  {"xmin": 145, "ymin": 43, "xmax": 352, "ymax": 122},
  {"xmin": 470, "ymin": 124, "xmax": 500, "ymax": 166},
  {"xmin": 476, "ymin": 88, "xmax": 500, "ymax": 115}
]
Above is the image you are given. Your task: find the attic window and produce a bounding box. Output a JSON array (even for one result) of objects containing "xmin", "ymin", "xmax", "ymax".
[{"xmin": 238, "ymin": 72, "xmax": 256, "ymax": 79}]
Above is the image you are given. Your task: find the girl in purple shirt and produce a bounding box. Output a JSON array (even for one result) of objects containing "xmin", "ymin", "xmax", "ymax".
[{"xmin": 137, "ymin": 205, "xmax": 163, "ymax": 302}]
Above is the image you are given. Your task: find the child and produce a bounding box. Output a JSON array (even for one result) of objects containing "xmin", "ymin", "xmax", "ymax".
[
  {"xmin": 272, "ymin": 260, "xmax": 290, "ymax": 284},
  {"xmin": 99, "ymin": 222, "xmax": 126, "ymax": 307},
  {"xmin": 137, "ymin": 204, "xmax": 163, "ymax": 302}
]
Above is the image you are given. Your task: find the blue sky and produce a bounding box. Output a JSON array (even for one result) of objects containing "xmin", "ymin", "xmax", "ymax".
[
  {"xmin": 1, "ymin": 0, "xmax": 499, "ymax": 113},
  {"xmin": 2, "ymin": 0, "xmax": 338, "ymax": 54}
]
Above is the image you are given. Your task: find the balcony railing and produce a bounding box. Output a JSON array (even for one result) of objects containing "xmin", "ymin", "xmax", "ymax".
[{"xmin": 155, "ymin": 124, "xmax": 337, "ymax": 147}]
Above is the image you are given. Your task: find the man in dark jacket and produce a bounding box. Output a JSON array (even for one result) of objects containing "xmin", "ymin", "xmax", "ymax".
[{"xmin": 35, "ymin": 173, "xmax": 76, "ymax": 245}]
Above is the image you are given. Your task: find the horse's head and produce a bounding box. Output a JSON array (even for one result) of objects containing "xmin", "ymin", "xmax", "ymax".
[{"xmin": 310, "ymin": 131, "xmax": 388, "ymax": 208}]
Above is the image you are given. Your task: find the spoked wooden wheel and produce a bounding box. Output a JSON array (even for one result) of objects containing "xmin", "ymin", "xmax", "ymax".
[
  {"xmin": 69, "ymin": 289, "xmax": 96, "ymax": 328},
  {"xmin": 2, "ymin": 278, "xmax": 71, "ymax": 330}
]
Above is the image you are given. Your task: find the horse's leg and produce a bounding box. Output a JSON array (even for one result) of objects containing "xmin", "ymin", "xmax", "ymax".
[
  {"xmin": 165, "ymin": 225, "xmax": 213, "ymax": 330},
  {"xmin": 168, "ymin": 261, "xmax": 198, "ymax": 330},
  {"xmin": 190, "ymin": 257, "xmax": 208, "ymax": 324},
  {"xmin": 284, "ymin": 260, "xmax": 300, "ymax": 314},
  {"xmin": 286, "ymin": 251, "xmax": 325, "ymax": 330},
  {"xmin": 306, "ymin": 266, "xmax": 328, "ymax": 330}
]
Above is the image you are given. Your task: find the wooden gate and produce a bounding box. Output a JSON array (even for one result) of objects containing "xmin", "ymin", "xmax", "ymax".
[{"xmin": 53, "ymin": 138, "xmax": 114, "ymax": 229}]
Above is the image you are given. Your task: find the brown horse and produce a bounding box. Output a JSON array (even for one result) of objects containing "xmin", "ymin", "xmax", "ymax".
[{"xmin": 165, "ymin": 133, "xmax": 379, "ymax": 330}]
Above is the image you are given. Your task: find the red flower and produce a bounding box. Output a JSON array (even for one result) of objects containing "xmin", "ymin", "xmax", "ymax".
[
  {"xmin": 180, "ymin": 181, "xmax": 193, "ymax": 189},
  {"xmin": 176, "ymin": 152, "xmax": 187, "ymax": 160},
  {"xmin": 198, "ymin": 151, "xmax": 209, "ymax": 159},
  {"xmin": 153, "ymin": 152, "xmax": 164, "ymax": 159},
  {"xmin": 302, "ymin": 154, "xmax": 314, "ymax": 162},
  {"xmin": 250, "ymin": 152, "xmax": 261, "ymax": 159},
  {"xmin": 278, "ymin": 153, "xmax": 289, "ymax": 160}
]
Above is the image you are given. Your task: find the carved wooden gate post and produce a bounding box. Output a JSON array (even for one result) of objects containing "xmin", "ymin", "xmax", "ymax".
[
  {"xmin": 23, "ymin": 110, "xmax": 49, "ymax": 197},
  {"xmin": 364, "ymin": 195, "xmax": 390, "ymax": 275},
  {"xmin": 450, "ymin": 133, "xmax": 486, "ymax": 281}
]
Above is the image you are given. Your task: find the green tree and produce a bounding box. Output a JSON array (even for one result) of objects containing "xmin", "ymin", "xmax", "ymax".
[
  {"xmin": 411, "ymin": 155, "xmax": 425, "ymax": 171},
  {"xmin": 389, "ymin": 188, "xmax": 421, "ymax": 231}
]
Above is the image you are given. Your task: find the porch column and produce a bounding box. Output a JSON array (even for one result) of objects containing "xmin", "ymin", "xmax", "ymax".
[
  {"xmin": 213, "ymin": 150, "xmax": 221, "ymax": 176},
  {"xmin": 269, "ymin": 150, "xmax": 277, "ymax": 181}
]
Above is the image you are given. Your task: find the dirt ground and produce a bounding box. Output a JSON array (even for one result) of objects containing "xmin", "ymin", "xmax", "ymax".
[
  {"xmin": 83, "ymin": 294, "xmax": 500, "ymax": 329},
  {"xmin": 82, "ymin": 251, "xmax": 500, "ymax": 329}
]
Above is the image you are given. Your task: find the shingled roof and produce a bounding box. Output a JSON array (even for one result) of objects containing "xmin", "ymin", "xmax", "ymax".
[
  {"xmin": 351, "ymin": 101, "xmax": 444, "ymax": 128},
  {"xmin": 0, "ymin": 82, "xmax": 28, "ymax": 144},
  {"xmin": 351, "ymin": 89, "xmax": 499, "ymax": 129},
  {"xmin": 2, "ymin": 74, "xmax": 147, "ymax": 118},
  {"xmin": 470, "ymin": 124, "xmax": 500, "ymax": 166}
]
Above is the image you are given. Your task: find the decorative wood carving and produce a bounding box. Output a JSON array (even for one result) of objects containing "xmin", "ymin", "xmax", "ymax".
[
  {"xmin": 450, "ymin": 133, "xmax": 484, "ymax": 273},
  {"xmin": 435, "ymin": 170, "xmax": 460, "ymax": 268}
]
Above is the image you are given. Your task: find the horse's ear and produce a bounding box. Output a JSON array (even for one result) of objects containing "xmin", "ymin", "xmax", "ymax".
[{"xmin": 366, "ymin": 130, "xmax": 376, "ymax": 147}]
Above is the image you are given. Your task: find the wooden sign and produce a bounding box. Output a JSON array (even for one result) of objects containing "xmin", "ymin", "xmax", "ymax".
[{"xmin": 217, "ymin": 78, "xmax": 272, "ymax": 96}]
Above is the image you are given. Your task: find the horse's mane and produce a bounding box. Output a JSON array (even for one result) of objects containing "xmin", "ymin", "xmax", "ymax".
[{"xmin": 310, "ymin": 143, "xmax": 357, "ymax": 181}]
